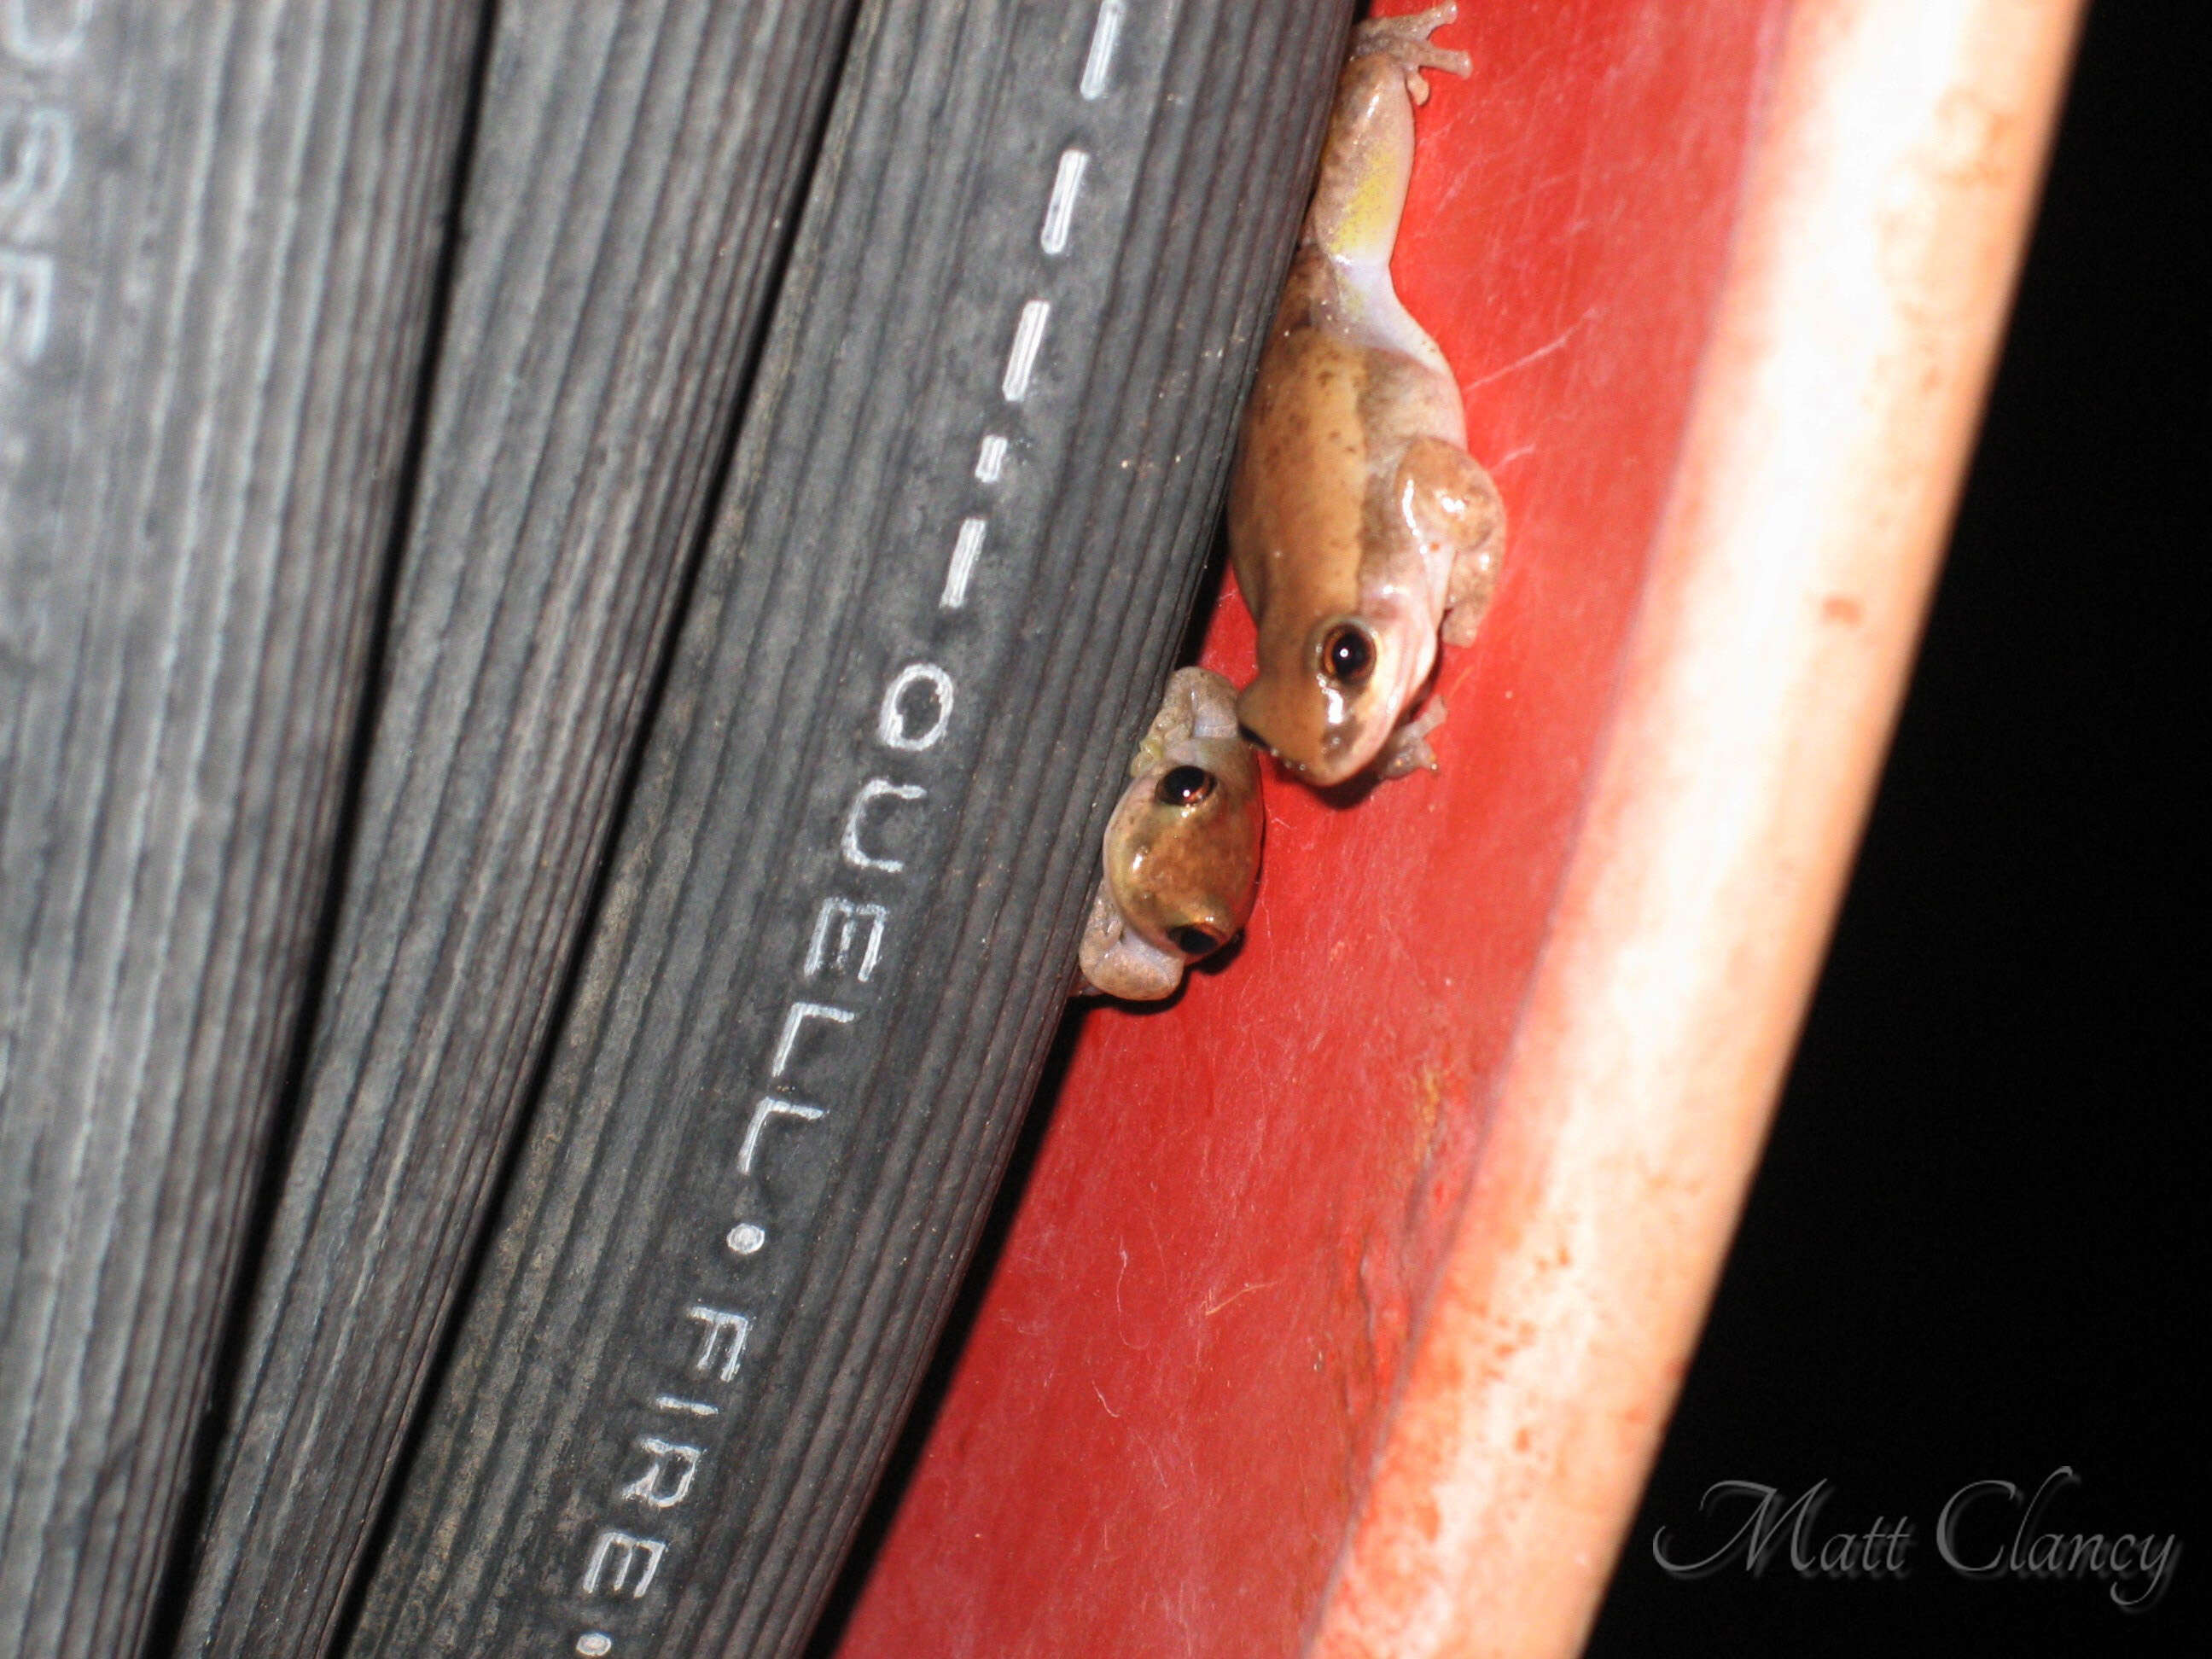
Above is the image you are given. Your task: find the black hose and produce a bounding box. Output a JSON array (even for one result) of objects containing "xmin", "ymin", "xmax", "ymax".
[{"xmin": 346, "ymin": 5, "xmax": 1353, "ymax": 1656}]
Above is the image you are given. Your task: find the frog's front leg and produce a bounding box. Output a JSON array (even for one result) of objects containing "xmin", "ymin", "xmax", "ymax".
[
  {"xmin": 1077, "ymin": 884, "xmax": 1186, "ymax": 1001},
  {"xmin": 1375, "ymin": 697, "xmax": 1448, "ymax": 780},
  {"xmin": 1129, "ymin": 664, "xmax": 1242, "ymax": 776}
]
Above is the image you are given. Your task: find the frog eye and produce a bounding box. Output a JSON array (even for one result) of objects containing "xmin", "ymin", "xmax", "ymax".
[
  {"xmin": 1155, "ymin": 765, "xmax": 1216, "ymax": 807},
  {"xmin": 1320, "ymin": 621, "xmax": 1376, "ymax": 686},
  {"xmin": 1168, "ymin": 924, "xmax": 1225, "ymax": 958}
]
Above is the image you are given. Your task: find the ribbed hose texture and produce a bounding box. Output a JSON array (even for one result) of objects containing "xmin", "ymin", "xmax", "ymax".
[
  {"xmin": 173, "ymin": 6, "xmax": 859, "ymax": 1658},
  {"xmin": 0, "ymin": 4, "xmax": 482, "ymax": 1657},
  {"xmin": 347, "ymin": 2, "xmax": 1353, "ymax": 1656}
]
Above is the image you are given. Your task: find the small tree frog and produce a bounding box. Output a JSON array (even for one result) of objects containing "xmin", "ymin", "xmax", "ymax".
[
  {"xmin": 1229, "ymin": 2, "xmax": 1505, "ymax": 786},
  {"xmin": 1079, "ymin": 667, "xmax": 1264, "ymax": 1000}
]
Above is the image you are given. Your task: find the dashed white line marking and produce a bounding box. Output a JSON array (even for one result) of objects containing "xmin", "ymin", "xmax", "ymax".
[
  {"xmin": 651, "ymin": 1395, "xmax": 718, "ymax": 1418},
  {"xmin": 941, "ymin": 516, "xmax": 988, "ymax": 609},
  {"xmin": 576, "ymin": 1631, "xmax": 613, "ymax": 1654},
  {"xmin": 975, "ymin": 434, "xmax": 1008, "ymax": 482},
  {"xmin": 726, "ymin": 1222, "xmax": 766, "ymax": 1254},
  {"xmin": 1001, "ymin": 300, "xmax": 1050, "ymax": 402},
  {"xmin": 1080, "ymin": 1, "xmax": 1124, "ymax": 100},
  {"xmin": 1040, "ymin": 148, "xmax": 1089, "ymax": 254}
]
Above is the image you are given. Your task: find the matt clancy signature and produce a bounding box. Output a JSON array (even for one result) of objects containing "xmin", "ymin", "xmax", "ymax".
[{"xmin": 1651, "ymin": 1467, "xmax": 2179, "ymax": 1612}]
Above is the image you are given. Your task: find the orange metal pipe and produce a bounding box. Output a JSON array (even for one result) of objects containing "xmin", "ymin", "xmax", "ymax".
[{"xmin": 1309, "ymin": 3, "xmax": 2082, "ymax": 1653}]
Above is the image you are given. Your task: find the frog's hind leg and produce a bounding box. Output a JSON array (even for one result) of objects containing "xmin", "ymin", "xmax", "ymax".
[
  {"xmin": 1441, "ymin": 479, "xmax": 1505, "ymax": 647},
  {"xmin": 1397, "ymin": 434, "xmax": 1505, "ymax": 648},
  {"xmin": 1305, "ymin": 5, "xmax": 1468, "ymax": 272}
]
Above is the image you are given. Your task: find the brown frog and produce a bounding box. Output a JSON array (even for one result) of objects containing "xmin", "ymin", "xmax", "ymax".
[
  {"xmin": 1079, "ymin": 667, "xmax": 1264, "ymax": 1000},
  {"xmin": 1230, "ymin": 2, "xmax": 1505, "ymax": 786}
]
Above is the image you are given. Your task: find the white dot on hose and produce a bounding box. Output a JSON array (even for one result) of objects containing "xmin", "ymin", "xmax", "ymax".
[
  {"xmin": 727, "ymin": 1223, "xmax": 766, "ymax": 1254},
  {"xmin": 576, "ymin": 1635, "xmax": 613, "ymax": 1656}
]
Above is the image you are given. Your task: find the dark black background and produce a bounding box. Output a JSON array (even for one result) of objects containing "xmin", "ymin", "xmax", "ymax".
[{"xmin": 1587, "ymin": 5, "xmax": 2200, "ymax": 1653}]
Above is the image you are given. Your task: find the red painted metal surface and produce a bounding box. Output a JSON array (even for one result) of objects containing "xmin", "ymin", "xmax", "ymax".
[{"xmin": 833, "ymin": 3, "xmax": 1790, "ymax": 1653}]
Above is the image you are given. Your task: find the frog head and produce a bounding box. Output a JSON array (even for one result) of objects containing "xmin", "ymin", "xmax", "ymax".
[
  {"xmin": 1237, "ymin": 603, "xmax": 1433, "ymax": 786},
  {"xmin": 1079, "ymin": 730, "xmax": 1263, "ymax": 999}
]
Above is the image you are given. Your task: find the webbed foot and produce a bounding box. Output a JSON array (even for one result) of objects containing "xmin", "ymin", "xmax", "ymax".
[
  {"xmin": 1353, "ymin": 3, "xmax": 1471, "ymax": 105},
  {"xmin": 1077, "ymin": 880, "xmax": 1186, "ymax": 1000},
  {"xmin": 1375, "ymin": 696, "xmax": 1447, "ymax": 780},
  {"xmin": 1130, "ymin": 665, "xmax": 1240, "ymax": 775}
]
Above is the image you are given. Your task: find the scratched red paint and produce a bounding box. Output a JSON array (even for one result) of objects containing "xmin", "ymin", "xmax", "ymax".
[{"xmin": 832, "ymin": 3, "xmax": 1790, "ymax": 1653}]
